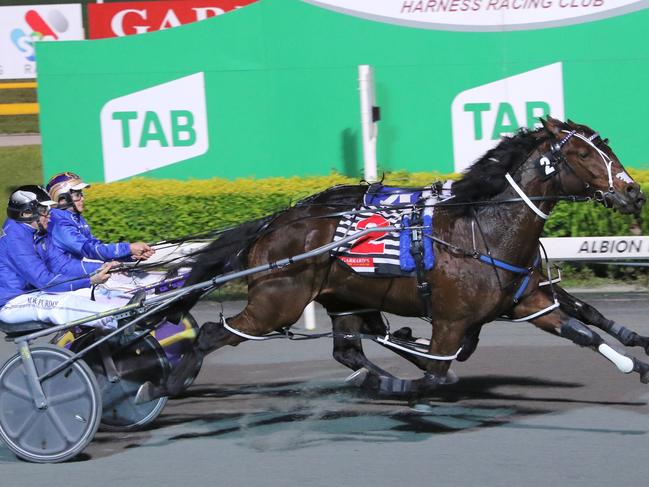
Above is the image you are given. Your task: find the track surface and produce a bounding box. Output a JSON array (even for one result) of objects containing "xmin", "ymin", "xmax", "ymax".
[{"xmin": 1, "ymin": 291, "xmax": 649, "ymax": 486}]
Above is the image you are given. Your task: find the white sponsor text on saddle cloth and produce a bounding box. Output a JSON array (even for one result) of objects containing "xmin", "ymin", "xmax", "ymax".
[
  {"xmin": 332, "ymin": 182, "xmax": 453, "ymax": 276},
  {"xmin": 0, "ymin": 219, "xmax": 117, "ymax": 329}
]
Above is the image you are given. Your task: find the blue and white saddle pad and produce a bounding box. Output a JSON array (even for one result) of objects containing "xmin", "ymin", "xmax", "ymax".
[{"xmin": 331, "ymin": 182, "xmax": 453, "ymax": 277}]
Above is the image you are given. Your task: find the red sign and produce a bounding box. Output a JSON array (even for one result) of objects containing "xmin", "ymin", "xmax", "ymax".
[{"xmin": 87, "ymin": 0, "xmax": 256, "ymax": 39}]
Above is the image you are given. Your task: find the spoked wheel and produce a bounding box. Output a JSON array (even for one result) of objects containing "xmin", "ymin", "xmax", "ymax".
[
  {"xmin": 0, "ymin": 345, "xmax": 102, "ymax": 463},
  {"xmin": 151, "ymin": 313, "xmax": 203, "ymax": 391},
  {"xmin": 73, "ymin": 334, "xmax": 170, "ymax": 432}
]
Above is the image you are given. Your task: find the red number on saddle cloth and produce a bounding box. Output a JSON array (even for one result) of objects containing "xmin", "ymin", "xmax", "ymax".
[{"xmin": 349, "ymin": 214, "xmax": 390, "ymax": 254}]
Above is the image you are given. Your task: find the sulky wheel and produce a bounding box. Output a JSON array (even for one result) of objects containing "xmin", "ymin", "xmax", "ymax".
[
  {"xmin": 0, "ymin": 345, "xmax": 102, "ymax": 463},
  {"xmin": 73, "ymin": 333, "xmax": 170, "ymax": 432},
  {"xmin": 150, "ymin": 312, "xmax": 203, "ymax": 391}
]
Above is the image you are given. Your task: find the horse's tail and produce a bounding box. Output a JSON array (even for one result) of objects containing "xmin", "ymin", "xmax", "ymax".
[
  {"xmin": 164, "ymin": 214, "xmax": 278, "ymax": 319},
  {"xmin": 189, "ymin": 214, "xmax": 277, "ymax": 285}
]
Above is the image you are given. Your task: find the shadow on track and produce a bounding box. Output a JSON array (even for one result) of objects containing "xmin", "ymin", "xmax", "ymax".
[{"xmin": 84, "ymin": 374, "xmax": 647, "ymax": 458}]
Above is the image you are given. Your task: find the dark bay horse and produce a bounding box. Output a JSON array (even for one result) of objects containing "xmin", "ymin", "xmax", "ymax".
[{"xmin": 136, "ymin": 116, "xmax": 646, "ymax": 402}]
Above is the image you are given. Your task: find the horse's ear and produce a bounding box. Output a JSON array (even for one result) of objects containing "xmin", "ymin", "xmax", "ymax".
[{"xmin": 540, "ymin": 116, "xmax": 563, "ymax": 137}]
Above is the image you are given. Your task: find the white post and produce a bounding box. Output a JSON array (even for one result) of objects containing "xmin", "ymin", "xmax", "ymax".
[
  {"xmin": 358, "ymin": 64, "xmax": 378, "ymax": 182},
  {"xmin": 301, "ymin": 67, "xmax": 377, "ymax": 331},
  {"xmin": 304, "ymin": 302, "xmax": 316, "ymax": 331}
]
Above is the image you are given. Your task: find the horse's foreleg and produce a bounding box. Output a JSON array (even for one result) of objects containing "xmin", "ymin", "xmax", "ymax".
[
  {"xmin": 372, "ymin": 323, "xmax": 462, "ymax": 384},
  {"xmin": 552, "ymin": 285, "xmax": 649, "ymax": 354},
  {"xmin": 513, "ymin": 293, "xmax": 649, "ymax": 384},
  {"xmin": 360, "ymin": 319, "xmax": 465, "ymax": 396}
]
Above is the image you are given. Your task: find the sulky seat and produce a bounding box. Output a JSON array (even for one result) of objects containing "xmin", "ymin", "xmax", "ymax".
[{"xmin": 0, "ymin": 320, "xmax": 52, "ymax": 340}]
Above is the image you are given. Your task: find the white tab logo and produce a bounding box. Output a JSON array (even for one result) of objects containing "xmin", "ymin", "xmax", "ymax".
[
  {"xmin": 451, "ymin": 63, "xmax": 564, "ymax": 173},
  {"xmin": 100, "ymin": 72, "xmax": 209, "ymax": 182}
]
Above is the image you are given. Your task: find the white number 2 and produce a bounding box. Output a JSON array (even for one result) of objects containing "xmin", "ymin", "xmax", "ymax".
[{"xmin": 539, "ymin": 156, "xmax": 556, "ymax": 176}]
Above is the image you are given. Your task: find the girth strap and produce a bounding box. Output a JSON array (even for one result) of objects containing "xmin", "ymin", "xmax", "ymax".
[{"xmin": 409, "ymin": 210, "xmax": 433, "ymax": 320}]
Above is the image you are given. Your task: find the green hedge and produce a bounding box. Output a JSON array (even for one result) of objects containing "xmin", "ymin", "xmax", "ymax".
[{"xmin": 84, "ymin": 171, "xmax": 649, "ymax": 244}]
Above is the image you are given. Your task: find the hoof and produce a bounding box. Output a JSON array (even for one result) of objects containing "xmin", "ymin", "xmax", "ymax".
[
  {"xmin": 393, "ymin": 327, "xmax": 414, "ymax": 341},
  {"xmin": 442, "ymin": 368, "xmax": 459, "ymax": 385},
  {"xmin": 345, "ymin": 368, "xmax": 370, "ymax": 386},
  {"xmin": 456, "ymin": 335, "xmax": 479, "ymax": 362},
  {"xmin": 392, "ymin": 327, "xmax": 430, "ymax": 347},
  {"xmin": 346, "ymin": 370, "xmax": 452, "ymax": 396},
  {"xmin": 632, "ymin": 358, "xmax": 649, "ymax": 384},
  {"xmin": 345, "ymin": 369, "xmax": 413, "ymax": 396},
  {"xmin": 135, "ymin": 381, "xmax": 160, "ymax": 404},
  {"xmin": 409, "ymin": 373, "xmax": 445, "ymax": 396},
  {"xmin": 379, "ymin": 373, "xmax": 447, "ymax": 396},
  {"xmin": 376, "ymin": 375, "xmax": 413, "ymax": 395}
]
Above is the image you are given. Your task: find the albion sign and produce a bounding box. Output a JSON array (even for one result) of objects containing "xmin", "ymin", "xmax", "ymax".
[
  {"xmin": 540, "ymin": 237, "xmax": 649, "ymax": 260},
  {"xmin": 87, "ymin": 0, "xmax": 256, "ymax": 39},
  {"xmin": 305, "ymin": 0, "xmax": 648, "ymax": 30}
]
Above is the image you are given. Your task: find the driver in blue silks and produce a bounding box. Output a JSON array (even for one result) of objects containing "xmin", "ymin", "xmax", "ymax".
[
  {"xmin": 0, "ymin": 185, "xmax": 117, "ymax": 328},
  {"xmin": 45, "ymin": 172, "xmax": 155, "ymax": 276}
]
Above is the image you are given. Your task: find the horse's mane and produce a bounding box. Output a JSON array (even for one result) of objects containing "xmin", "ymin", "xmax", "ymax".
[
  {"xmin": 294, "ymin": 184, "xmax": 366, "ymax": 208},
  {"xmin": 446, "ymin": 126, "xmax": 552, "ymax": 215}
]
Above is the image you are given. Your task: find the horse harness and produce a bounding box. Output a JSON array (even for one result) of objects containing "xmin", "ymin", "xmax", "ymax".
[{"xmin": 184, "ymin": 127, "xmax": 616, "ymax": 363}]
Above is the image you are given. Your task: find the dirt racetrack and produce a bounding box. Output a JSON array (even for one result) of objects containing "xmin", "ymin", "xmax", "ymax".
[{"xmin": 1, "ymin": 291, "xmax": 648, "ymax": 487}]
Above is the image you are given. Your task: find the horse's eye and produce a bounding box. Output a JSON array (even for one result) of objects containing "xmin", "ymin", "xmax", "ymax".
[{"xmin": 578, "ymin": 150, "xmax": 589, "ymax": 159}]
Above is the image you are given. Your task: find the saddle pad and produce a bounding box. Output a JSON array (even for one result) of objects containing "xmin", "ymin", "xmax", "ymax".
[
  {"xmin": 332, "ymin": 183, "xmax": 454, "ymax": 277},
  {"xmin": 331, "ymin": 209, "xmax": 433, "ymax": 277},
  {"xmin": 332, "ymin": 208, "xmax": 406, "ymax": 276}
]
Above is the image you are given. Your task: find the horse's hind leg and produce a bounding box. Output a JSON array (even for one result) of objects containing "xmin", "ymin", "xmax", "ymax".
[
  {"xmin": 137, "ymin": 276, "xmax": 317, "ymax": 403},
  {"xmin": 135, "ymin": 316, "xmax": 245, "ymax": 402},
  {"xmin": 330, "ymin": 311, "xmax": 401, "ymax": 381}
]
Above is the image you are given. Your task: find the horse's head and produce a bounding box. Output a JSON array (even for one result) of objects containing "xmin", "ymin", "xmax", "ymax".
[{"xmin": 540, "ymin": 117, "xmax": 645, "ymax": 214}]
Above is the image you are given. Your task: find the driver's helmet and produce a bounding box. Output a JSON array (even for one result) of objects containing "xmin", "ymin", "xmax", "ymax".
[
  {"xmin": 7, "ymin": 185, "xmax": 57, "ymax": 222},
  {"xmin": 46, "ymin": 172, "xmax": 90, "ymax": 209}
]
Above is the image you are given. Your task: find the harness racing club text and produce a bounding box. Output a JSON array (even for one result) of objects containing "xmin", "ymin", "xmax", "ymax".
[{"xmin": 401, "ymin": 0, "xmax": 605, "ymax": 12}]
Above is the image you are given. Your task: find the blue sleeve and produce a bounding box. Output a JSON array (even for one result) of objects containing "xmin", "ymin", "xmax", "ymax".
[
  {"xmin": 58, "ymin": 255, "xmax": 103, "ymax": 278},
  {"xmin": 51, "ymin": 217, "xmax": 131, "ymax": 261},
  {"xmin": 8, "ymin": 234, "xmax": 90, "ymax": 292}
]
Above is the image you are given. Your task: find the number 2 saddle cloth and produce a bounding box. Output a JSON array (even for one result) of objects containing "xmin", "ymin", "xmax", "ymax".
[{"xmin": 331, "ymin": 181, "xmax": 453, "ymax": 277}]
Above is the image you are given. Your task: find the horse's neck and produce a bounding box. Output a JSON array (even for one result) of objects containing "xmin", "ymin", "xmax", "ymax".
[{"xmin": 469, "ymin": 169, "xmax": 556, "ymax": 266}]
